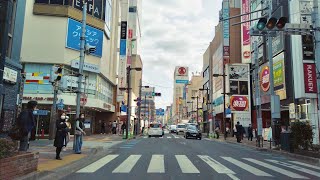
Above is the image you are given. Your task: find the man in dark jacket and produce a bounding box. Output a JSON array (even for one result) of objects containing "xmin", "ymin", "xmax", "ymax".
[
  {"xmin": 235, "ymin": 121, "xmax": 242, "ymax": 143},
  {"xmin": 17, "ymin": 101, "xmax": 37, "ymax": 151},
  {"xmin": 248, "ymin": 124, "xmax": 253, "ymax": 141}
]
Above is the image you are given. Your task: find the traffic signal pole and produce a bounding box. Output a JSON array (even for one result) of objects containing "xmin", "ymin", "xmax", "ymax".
[
  {"xmin": 76, "ymin": 2, "xmax": 87, "ymax": 120},
  {"xmin": 48, "ymin": 83, "xmax": 58, "ymax": 140}
]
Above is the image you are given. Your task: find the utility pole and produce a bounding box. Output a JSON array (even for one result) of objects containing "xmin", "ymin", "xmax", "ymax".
[
  {"xmin": 76, "ymin": 2, "xmax": 87, "ymax": 119},
  {"xmin": 314, "ymin": 0, "xmax": 320, "ymax": 145},
  {"xmin": 48, "ymin": 84, "xmax": 58, "ymax": 140},
  {"xmin": 137, "ymin": 79, "xmax": 142, "ymax": 135},
  {"xmin": 254, "ymin": 41, "xmax": 263, "ymax": 147},
  {"xmin": 126, "ymin": 66, "xmax": 131, "ymax": 139}
]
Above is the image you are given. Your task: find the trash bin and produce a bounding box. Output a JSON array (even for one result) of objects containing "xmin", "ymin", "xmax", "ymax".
[{"xmin": 280, "ymin": 132, "xmax": 294, "ymax": 153}]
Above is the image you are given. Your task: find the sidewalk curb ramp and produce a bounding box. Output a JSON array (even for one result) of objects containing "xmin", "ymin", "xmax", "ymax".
[
  {"xmin": 210, "ymin": 138, "xmax": 320, "ymax": 166},
  {"xmin": 18, "ymin": 146, "xmax": 107, "ymax": 180}
]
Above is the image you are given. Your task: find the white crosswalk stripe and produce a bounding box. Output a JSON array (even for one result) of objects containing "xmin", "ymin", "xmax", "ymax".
[
  {"xmin": 76, "ymin": 154, "xmax": 320, "ymax": 178},
  {"xmin": 221, "ymin": 157, "xmax": 272, "ymax": 177},
  {"xmin": 77, "ymin": 155, "xmax": 119, "ymax": 173},
  {"xmin": 112, "ymin": 155, "xmax": 141, "ymax": 173},
  {"xmin": 175, "ymin": 155, "xmax": 200, "ymax": 173},
  {"xmin": 143, "ymin": 136, "xmax": 147, "ymax": 138},
  {"xmin": 147, "ymin": 155, "xmax": 165, "ymax": 173},
  {"xmin": 243, "ymin": 158, "xmax": 308, "ymax": 179},
  {"xmin": 289, "ymin": 161, "xmax": 320, "ymax": 170},
  {"xmin": 167, "ymin": 136, "xmax": 172, "ymax": 138},
  {"xmin": 159, "ymin": 136, "xmax": 163, "ymax": 138},
  {"xmin": 265, "ymin": 159, "xmax": 320, "ymax": 178}
]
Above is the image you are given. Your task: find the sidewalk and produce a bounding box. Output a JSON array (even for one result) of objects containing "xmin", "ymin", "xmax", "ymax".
[
  {"xmin": 20, "ymin": 134, "xmax": 123, "ymax": 180},
  {"xmin": 208, "ymin": 134, "xmax": 320, "ymax": 165}
]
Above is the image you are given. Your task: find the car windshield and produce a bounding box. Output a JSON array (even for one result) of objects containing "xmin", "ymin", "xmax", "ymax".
[
  {"xmin": 177, "ymin": 125, "xmax": 186, "ymax": 128},
  {"xmin": 188, "ymin": 126, "xmax": 197, "ymax": 130},
  {"xmin": 150, "ymin": 124, "xmax": 160, "ymax": 128}
]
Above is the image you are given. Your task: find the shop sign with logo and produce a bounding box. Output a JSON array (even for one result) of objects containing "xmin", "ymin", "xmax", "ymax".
[
  {"xmin": 230, "ymin": 96, "xmax": 249, "ymax": 112},
  {"xmin": 260, "ymin": 66, "xmax": 270, "ymax": 92},
  {"xmin": 23, "ymin": 96, "xmax": 56, "ymax": 101},
  {"xmin": 3, "ymin": 67, "xmax": 18, "ymax": 83},
  {"xmin": 71, "ymin": 60, "xmax": 100, "ymax": 73},
  {"xmin": 303, "ymin": 63, "xmax": 317, "ymax": 93}
]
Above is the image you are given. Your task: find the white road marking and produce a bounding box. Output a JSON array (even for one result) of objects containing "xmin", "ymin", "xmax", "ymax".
[
  {"xmin": 266, "ymin": 159, "xmax": 320, "ymax": 178},
  {"xmin": 159, "ymin": 136, "xmax": 163, "ymax": 138},
  {"xmin": 175, "ymin": 155, "xmax": 200, "ymax": 173},
  {"xmin": 289, "ymin": 161, "xmax": 320, "ymax": 170},
  {"xmin": 77, "ymin": 155, "xmax": 119, "ymax": 173},
  {"xmin": 167, "ymin": 136, "xmax": 172, "ymax": 139},
  {"xmin": 143, "ymin": 136, "xmax": 147, "ymax": 138},
  {"xmin": 227, "ymin": 174, "xmax": 240, "ymax": 180},
  {"xmin": 112, "ymin": 155, "xmax": 141, "ymax": 173},
  {"xmin": 198, "ymin": 155, "xmax": 235, "ymax": 174},
  {"xmin": 147, "ymin": 155, "xmax": 165, "ymax": 173},
  {"xmin": 243, "ymin": 158, "xmax": 308, "ymax": 179},
  {"xmin": 221, "ymin": 157, "xmax": 272, "ymax": 177}
]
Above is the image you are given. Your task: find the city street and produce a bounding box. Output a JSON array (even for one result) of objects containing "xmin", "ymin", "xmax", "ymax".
[{"xmin": 62, "ymin": 131, "xmax": 320, "ymax": 180}]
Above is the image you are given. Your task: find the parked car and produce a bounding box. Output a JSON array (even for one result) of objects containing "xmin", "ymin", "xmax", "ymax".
[
  {"xmin": 169, "ymin": 125, "xmax": 177, "ymax": 133},
  {"xmin": 176, "ymin": 123, "xmax": 186, "ymax": 135},
  {"xmin": 184, "ymin": 125, "xmax": 202, "ymax": 140},
  {"xmin": 148, "ymin": 123, "xmax": 163, "ymax": 137}
]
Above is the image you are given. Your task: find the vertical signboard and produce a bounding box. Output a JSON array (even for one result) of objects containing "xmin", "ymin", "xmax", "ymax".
[
  {"xmin": 303, "ymin": 63, "xmax": 317, "ymax": 93},
  {"xmin": 241, "ymin": 0, "xmax": 251, "ymax": 63},
  {"xmin": 117, "ymin": 21, "xmax": 128, "ymax": 102},
  {"xmin": 222, "ymin": 0, "xmax": 230, "ymax": 47}
]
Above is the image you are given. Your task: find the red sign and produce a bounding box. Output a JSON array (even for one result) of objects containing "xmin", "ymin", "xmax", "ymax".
[
  {"xmin": 303, "ymin": 63, "xmax": 318, "ymax": 93},
  {"xmin": 178, "ymin": 67, "xmax": 187, "ymax": 75},
  {"xmin": 260, "ymin": 66, "xmax": 270, "ymax": 92},
  {"xmin": 243, "ymin": 51, "xmax": 251, "ymax": 59},
  {"xmin": 223, "ymin": 46, "xmax": 230, "ymax": 56},
  {"xmin": 80, "ymin": 94, "xmax": 87, "ymax": 106},
  {"xmin": 128, "ymin": 29, "xmax": 133, "ymax": 39},
  {"xmin": 230, "ymin": 96, "xmax": 249, "ymax": 111}
]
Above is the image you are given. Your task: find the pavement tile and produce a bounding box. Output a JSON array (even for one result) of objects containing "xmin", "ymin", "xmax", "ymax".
[{"xmin": 37, "ymin": 154, "xmax": 86, "ymax": 172}]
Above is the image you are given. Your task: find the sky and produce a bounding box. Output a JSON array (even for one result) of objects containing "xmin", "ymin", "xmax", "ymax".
[{"xmin": 141, "ymin": 0, "xmax": 223, "ymax": 109}]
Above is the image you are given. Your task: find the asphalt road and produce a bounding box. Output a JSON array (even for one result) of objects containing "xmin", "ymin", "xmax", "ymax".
[{"xmin": 62, "ymin": 131, "xmax": 320, "ymax": 180}]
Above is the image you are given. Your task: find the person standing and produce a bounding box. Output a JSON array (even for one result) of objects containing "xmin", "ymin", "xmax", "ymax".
[
  {"xmin": 112, "ymin": 120, "xmax": 117, "ymax": 134},
  {"xmin": 54, "ymin": 112, "xmax": 69, "ymax": 160},
  {"xmin": 17, "ymin": 101, "xmax": 38, "ymax": 151},
  {"xmin": 63, "ymin": 115, "xmax": 71, "ymax": 151},
  {"xmin": 121, "ymin": 122, "xmax": 126, "ymax": 135},
  {"xmin": 248, "ymin": 124, "xmax": 253, "ymax": 141},
  {"xmin": 100, "ymin": 120, "xmax": 106, "ymax": 134},
  {"xmin": 74, "ymin": 113, "xmax": 86, "ymax": 154}
]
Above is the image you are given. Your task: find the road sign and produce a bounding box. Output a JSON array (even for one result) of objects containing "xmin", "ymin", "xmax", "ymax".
[
  {"xmin": 57, "ymin": 99, "xmax": 64, "ymax": 110},
  {"xmin": 34, "ymin": 110, "xmax": 49, "ymax": 116},
  {"xmin": 176, "ymin": 80, "xmax": 189, "ymax": 84},
  {"xmin": 80, "ymin": 93, "xmax": 87, "ymax": 106}
]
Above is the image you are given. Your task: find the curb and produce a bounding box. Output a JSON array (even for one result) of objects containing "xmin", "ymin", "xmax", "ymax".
[
  {"xmin": 18, "ymin": 146, "xmax": 106, "ymax": 180},
  {"xmin": 208, "ymin": 138, "xmax": 320, "ymax": 166}
]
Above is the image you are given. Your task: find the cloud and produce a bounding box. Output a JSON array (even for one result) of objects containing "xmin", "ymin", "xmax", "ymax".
[{"xmin": 141, "ymin": 0, "xmax": 222, "ymax": 109}]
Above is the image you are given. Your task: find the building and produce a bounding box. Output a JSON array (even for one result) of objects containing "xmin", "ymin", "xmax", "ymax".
[
  {"xmin": 140, "ymin": 86, "xmax": 155, "ymax": 127},
  {"xmin": 172, "ymin": 66, "xmax": 189, "ymax": 123},
  {"xmin": 0, "ymin": 0, "xmax": 27, "ymax": 133},
  {"xmin": 186, "ymin": 74, "xmax": 203, "ymax": 125},
  {"xmin": 19, "ymin": 0, "xmax": 119, "ymax": 135}
]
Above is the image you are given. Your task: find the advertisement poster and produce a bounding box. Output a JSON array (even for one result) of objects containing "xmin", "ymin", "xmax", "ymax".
[{"xmin": 241, "ymin": 0, "xmax": 251, "ymax": 63}]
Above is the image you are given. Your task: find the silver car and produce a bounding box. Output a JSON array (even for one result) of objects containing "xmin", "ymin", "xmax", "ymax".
[{"xmin": 176, "ymin": 124, "xmax": 186, "ymax": 135}]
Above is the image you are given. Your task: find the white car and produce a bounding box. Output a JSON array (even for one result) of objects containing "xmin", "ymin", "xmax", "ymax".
[
  {"xmin": 176, "ymin": 124, "xmax": 186, "ymax": 135},
  {"xmin": 148, "ymin": 123, "xmax": 163, "ymax": 137}
]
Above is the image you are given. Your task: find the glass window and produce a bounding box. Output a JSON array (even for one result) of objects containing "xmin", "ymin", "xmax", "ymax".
[
  {"xmin": 150, "ymin": 124, "xmax": 160, "ymax": 128},
  {"xmin": 50, "ymin": 0, "xmax": 64, "ymax": 5},
  {"xmin": 35, "ymin": 0, "xmax": 49, "ymax": 3},
  {"xmin": 177, "ymin": 125, "xmax": 186, "ymax": 128},
  {"xmin": 6, "ymin": 0, "xmax": 17, "ymax": 58}
]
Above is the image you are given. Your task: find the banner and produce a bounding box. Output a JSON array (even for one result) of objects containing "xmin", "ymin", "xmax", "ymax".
[{"xmin": 241, "ymin": 0, "xmax": 251, "ymax": 63}]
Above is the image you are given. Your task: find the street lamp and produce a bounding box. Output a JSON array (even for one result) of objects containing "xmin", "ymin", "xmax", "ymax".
[
  {"xmin": 191, "ymin": 96, "xmax": 200, "ymax": 125},
  {"xmin": 120, "ymin": 66, "xmax": 142, "ymax": 139},
  {"xmin": 213, "ymin": 73, "xmax": 227, "ymax": 139}
]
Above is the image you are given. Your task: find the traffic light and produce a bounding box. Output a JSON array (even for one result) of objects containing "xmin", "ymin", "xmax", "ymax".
[
  {"xmin": 251, "ymin": 17, "xmax": 287, "ymax": 35},
  {"xmin": 50, "ymin": 65, "xmax": 63, "ymax": 83},
  {"xmin": 152, "ymin": 92, "xmax": 161, "ymax": 96},
  {"xmin": 85, "ymin": 43, "xmax": 96, "ymax": 55}
]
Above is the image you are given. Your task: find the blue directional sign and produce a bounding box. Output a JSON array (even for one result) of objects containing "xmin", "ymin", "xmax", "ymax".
[
  {"xmin": 33, "ymin": 110, "xmax": 49, "ymax": 116},
  {"xmin": 176, "ymin": 80, "xmax": 189, "ymax": 84},
  {"xmin": 120, "ymin": 39, "xmax": 126, "ymax": 55},
  {"xmin": 66, "ymin": 18, "xmax": 103, "ymax": 57},
  {"xmin": 156, "ymin": 108, "xmax": 165, "ymax": 116},
  {"xmin": 57, "ymin": 99, "xmax": 64, "ymax": 110}
]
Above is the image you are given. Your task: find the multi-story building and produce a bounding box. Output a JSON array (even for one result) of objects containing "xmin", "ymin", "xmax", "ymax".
[
  {"xmin": 140, "ymin": 86, "xmax": 155, "ymax": 127},
  {"xmin": 187, "ymin": 74, "xmax": 203, "ymax": 125},
  {"xmin": 19, "ymin": 0, "xmax": 119, "ymax": 134},
  {"xmin": 172, "ymin": 66, "xmax": 189, "ymax": 123},
  {"xmin": 0, "ymin": 0, "xmax": 27, "ymax": 133}
]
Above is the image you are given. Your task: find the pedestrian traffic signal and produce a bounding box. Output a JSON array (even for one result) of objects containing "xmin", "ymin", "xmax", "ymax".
[{"xmin": 50, "ymin": 65, "xmax": 63, "ymax": 83}]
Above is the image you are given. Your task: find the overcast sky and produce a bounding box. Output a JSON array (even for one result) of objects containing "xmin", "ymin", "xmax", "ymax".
[{"xmin": 141, "ymin": 0, "xmax": 222, "ymax": 109}]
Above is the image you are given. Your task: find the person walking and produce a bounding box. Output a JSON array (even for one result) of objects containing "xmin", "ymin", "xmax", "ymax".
[
  {"xmin": 100, "ymin": 120, "xmax": 106, "ymax": 134},
  {"xmin": 121, "ymin": 122, "xmax": 126, "ymax": 135},
  {"xmin": 54, "ymin": 112, "xmax": 69, "ymax": 160},
  {"xmin": 112, "ymin": 120, "xmax": 117, "ymax": 134},
  {"xmin": 74, "ymin": 113, "xmax": 86, "ymax": 154},
  {"xmin": 17, "ymin": 101, "xmax": 38, "ymax": 151},
  {"xmin": 248, "ymin": 124, "xmax": 253, "ymax": 141},
  {"xmin": 235, "ymin": 121, "xmax": 242, "ymax": 143}
]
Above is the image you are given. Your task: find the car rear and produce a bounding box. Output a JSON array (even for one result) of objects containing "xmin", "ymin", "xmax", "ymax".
[
  {"xmin": 170, "ymin": 125, "xmax": 177, "ymax": 133},
  {"xmin": 148, "ymin": 123, "xmax": 163, "ymax": 137},
  {"xmin": 176, "ymin": 124, "xmax": 186, "ymax": 135}
]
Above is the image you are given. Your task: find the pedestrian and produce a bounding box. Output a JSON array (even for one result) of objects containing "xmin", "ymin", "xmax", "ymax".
[
  {"xmin": 16, "ymin": 100, "xmax": 38, "ymax": 151},
  {"xmin": 121, "ymin": 122, "xmax": 126, "ymax": 135},
  {"xmin": 112, "ymin": 120, "xmax": 117, "ymax": 134},
  {"xmin": 63, "ymin": 115, "xmax": 71, "ymax": 151},
  {"xmin": 54, "ymin": 112, "xmax": 69, "ymax": 160},
  {"xmin": 108, "ymin": 121, "xmax": 112, "ymax": 134},
  {"xmin": 235, "ymin": 121, "xmax": 242, "ymax": 143},
  {"xmin": 248, "ymin": 124, "xmax": 253, "ymax": 141},
  {"xmin": 100, "ymin": 120, "xmax": 106, "ymax": 134},
  {"xmin": 241, "ymin": 126, "xmax": 245, "ymax": 140},
  {"xmin": 215, "ymin": 121, "xmax": 220, "ymax": 139},
  {"xmin": 74, "ymin": 113, "xmax": 86, "ymax": 154}
]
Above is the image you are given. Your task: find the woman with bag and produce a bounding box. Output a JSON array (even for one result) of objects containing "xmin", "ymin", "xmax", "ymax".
[
  {"xmin": 74, "ymin": 113, "xmax": 86, "ymax": 154},
  {"xmin": 54, "ymin": 112, "xmax": 69, "ymax": 160}
]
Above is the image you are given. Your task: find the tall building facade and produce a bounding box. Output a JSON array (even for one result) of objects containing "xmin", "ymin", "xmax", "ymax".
[
  {"xmin": 19, "ymin": 0, "xmax": 119, "ymax": 134},
  {"xmin": 0, "ymin": 0, "xmax": 27, "ymax": 133},
  {"xmin": 187, "ymin": 74, "xmax": 203, "ymax": 125}
]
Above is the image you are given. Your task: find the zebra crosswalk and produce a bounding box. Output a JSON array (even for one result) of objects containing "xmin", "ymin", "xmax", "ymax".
[{"xmin": 76, "ymin": 154, "xmax": 320, "ymax": 179}]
